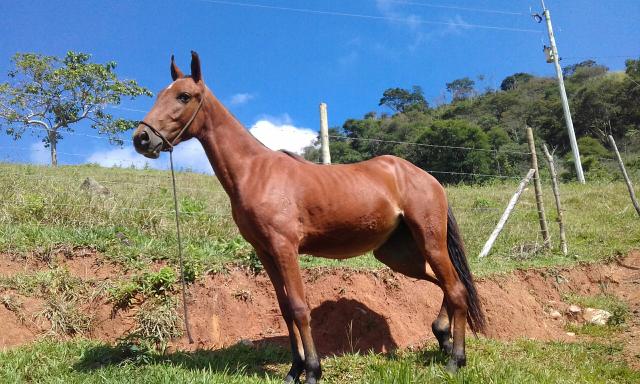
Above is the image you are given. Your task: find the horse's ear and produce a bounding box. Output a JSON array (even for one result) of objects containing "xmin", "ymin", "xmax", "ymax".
[
  {"xmin": 190, "ymin": 50, "xmax": 202, "ymax": 83},
  {"xmin": 170, "ymin": 54, "xmax": 184, "ymax": 81}
]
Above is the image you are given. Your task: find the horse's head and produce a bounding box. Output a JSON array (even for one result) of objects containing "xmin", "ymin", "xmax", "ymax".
[{"xmin": 133, "ymin": 51, "xmax": 206, "ymax": 158}]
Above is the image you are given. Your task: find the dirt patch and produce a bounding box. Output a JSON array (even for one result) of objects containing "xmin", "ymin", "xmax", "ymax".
[{"xmin": 1, "ymin": 250, "xmax": 638, "ymax": 366}]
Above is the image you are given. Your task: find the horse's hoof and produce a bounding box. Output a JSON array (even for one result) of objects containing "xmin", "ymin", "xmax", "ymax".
[
  {"xmin": 305, "ymin": 368, "xmax": 322, "ymax": 383},
  {"xmin": 440, "ymin": 341, "xmax": 453, "ymax": 355},
  {"xmin": 445, "ymin": 354, "xmax": 466, "ymax": 374},
  {"xmin": 283, "ymin": 374, "xmax": 301, "ymax": 384},
  {"xmin": 445, "ymin": 359, "xmax": 459, "ymax": 374}
]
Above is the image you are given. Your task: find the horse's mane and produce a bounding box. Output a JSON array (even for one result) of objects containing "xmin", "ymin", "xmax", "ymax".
[{"xmin": 279, "ymin": 149, "xmax": 315, "ymax": 164}]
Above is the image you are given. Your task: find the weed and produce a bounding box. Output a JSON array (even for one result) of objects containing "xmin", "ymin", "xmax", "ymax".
[
  {"xmin": 233, "ymin": 289, "xmax": 252, "ymax": 302},
  {"xmin": 108, "ymin": 281, "xmax": 142, "ymax": 310},
  {"xmin": 180, "ymin": 196, "xmax": 206, "ymax": 214},
  {"xmin": 37, "ymin": 294, "xmax": 92, "ymax": 336},
  {"xmin": 139, "ymin": 267, "xmax": 177, "ymax": 297},
  {"xmin": 0, "ymin": 294, "xmax": 25, "ymax": 323},
  {"xmin": 132, "ymin": 297, "xmax": 182, "ymax": 352}
]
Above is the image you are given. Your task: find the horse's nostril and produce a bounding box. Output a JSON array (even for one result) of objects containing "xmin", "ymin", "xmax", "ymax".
[{"xmin": 140, "ymin": 130, "xmax": 150, "ymax": 145}]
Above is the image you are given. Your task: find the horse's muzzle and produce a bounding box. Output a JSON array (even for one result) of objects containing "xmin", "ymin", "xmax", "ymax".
[{"xmin": 133, "ymin": 124, "xmax": 164, "ymax": 159}]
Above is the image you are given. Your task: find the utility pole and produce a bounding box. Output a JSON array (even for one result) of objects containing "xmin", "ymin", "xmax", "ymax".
[
  {"xmin": 319, "ymin": 102, "xmax": 331, "ymax": 165},
  {"xmin": 540, "ymin": 0, "xmax": 585, "ymax": 183}
]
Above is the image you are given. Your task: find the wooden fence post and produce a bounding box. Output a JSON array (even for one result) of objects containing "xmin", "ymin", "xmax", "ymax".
[
  {"xmin": 479, "ymin": 169, "xmax": 536, "ymax": 258},
  {"xmin": 542, "ymin": 144, "xmax": 568, "ymax": 255},
  {"xmin": 526, "ymin": 126, "xmax": 550, "ymax": 247},
  {"xmin": 608, "ymin": 135, "xmax": 640, "ymax": 217}
]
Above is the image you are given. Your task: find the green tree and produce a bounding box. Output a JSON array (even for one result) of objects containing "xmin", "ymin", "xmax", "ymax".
[
  {"xmin": 0, "ymin": 52, "xmax": 152, "ymax": 166},
  {"xmin": 500, "ymin": 72, "xmax": 533, "ymax": 91},
  {"xmin": 378, "ymin": 86, "xmax": 428, "ymax": 113},
  {"xmin": 446, "ymin": 77, "xmax": 475, "ymax": 101},
  {"xmin": 413, "ymin": 120, "xmax": 493, "ymax": 184}
]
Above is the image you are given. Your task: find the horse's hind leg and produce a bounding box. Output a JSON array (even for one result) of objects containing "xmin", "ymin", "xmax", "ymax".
[
  {"xmin": 256, "ymin": 251, "xmax": 305, "ymax": 383},
  {"xmin": 431, "ymin": 299, "xmax": 452, "ymax": 355},
  {"xmin": 403, "ymin": 206, "xmax": 469, "ymax": 372},
  {"xmin": 373, "ymin": 220, "xmax": 454, "ymax": 355}
]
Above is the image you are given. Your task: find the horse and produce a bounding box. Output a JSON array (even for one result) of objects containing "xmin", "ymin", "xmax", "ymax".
[{"xmin": 133, "ymin": 51, "xmax": 485, "ymax": 383}]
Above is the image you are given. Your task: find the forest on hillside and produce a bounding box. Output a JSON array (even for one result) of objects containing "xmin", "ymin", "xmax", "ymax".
[{"xmin": 303, "ymin": 59, "xmax": 640, "ymax": 184}]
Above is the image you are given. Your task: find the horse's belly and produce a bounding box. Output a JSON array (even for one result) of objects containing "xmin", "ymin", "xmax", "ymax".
[{"xmin": 299, "ymin": 214, "xmax": 400, "ymax": 259}]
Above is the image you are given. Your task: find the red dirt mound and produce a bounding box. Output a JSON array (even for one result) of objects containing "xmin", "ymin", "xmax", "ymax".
[{"xmin": 1, "ymin": 250, "xmax": 638, "ymax": 366}]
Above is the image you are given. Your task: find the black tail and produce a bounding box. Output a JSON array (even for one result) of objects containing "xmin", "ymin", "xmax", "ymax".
[{"xmin": 446, "ymin": 206, "xmax": 486, "ymax": 334}]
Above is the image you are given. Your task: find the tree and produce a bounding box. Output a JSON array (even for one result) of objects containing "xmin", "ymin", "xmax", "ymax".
[
  {"xmin": 378, "ymin": 86, "xmax": 428, "ymax": 113},
  {"xmin": 625, "ymin": 58, "xmax": 640, "ymax": 80},
  {"xmin": 446, "ymin": 77, "xmax": 475, "ymax": 101},
  {"xmin": 413, "ymin": 120, "xmax": 493, "ymax": 184},
  {"xmin": 0, "ymin": 52, "xmax": 152, "ymax": 166},
  {"xmin": 500, "ymin": 72, "xmax": 533, "ymax": 91}
]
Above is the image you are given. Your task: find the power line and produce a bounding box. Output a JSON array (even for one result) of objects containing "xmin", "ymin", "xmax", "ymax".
[
  {"xmin": 194, "ymin": 0, "xmax": 540, "ymax": 33},
  {"xmin": 328, "ymin": 134, "xmax": 531, "ymax": 155},
  {"xmin": 561, "ymin": 55, "xmax": 638, "ymax": 61},
  {"xmin": 376, "ymin": 0, "xmax": 525, "ymax": 16}
]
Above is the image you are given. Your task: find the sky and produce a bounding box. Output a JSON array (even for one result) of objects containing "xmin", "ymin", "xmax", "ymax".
[{"xmin": 0, "ymin": 0, "xmax": 638, "ymax": 173}]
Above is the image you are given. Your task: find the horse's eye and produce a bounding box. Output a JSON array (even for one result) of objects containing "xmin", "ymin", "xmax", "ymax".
[{"xmin": 177, "ymin": 93, "xmax": 191, "ymax": 104}]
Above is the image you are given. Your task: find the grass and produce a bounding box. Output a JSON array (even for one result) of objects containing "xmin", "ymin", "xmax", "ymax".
[
  {"xmin": 1, "ymin": 162, "xmax": 639, "ymax": 382},
  {"xmin": 0, "ymin": 338, "xmax": 637, "ymax": 383},
  {"xmin": 1, "ymin": 162, "xmax": 638, "ymax": 277}
]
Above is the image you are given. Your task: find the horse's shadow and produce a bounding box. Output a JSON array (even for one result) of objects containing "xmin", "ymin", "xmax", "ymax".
[{"xmin": 74, "ymin": 298, "xmax": 444, "ymax": 377}]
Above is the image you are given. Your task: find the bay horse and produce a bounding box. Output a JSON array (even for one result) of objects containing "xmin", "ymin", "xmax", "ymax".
[{"xmin": 133, "ymin": 51, "xmax": 485, "ymax": 383}]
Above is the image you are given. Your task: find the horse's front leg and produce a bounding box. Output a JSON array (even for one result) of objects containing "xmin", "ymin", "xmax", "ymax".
[
  {"xmin": 269, "ymin": 243, "xmax": 322, "ymax": 383},
  {"xmin": 258, "ymin": 251, "xmax": 306, "ymax": 383}
]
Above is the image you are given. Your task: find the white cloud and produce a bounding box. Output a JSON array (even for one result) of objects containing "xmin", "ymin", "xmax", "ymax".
[
  {"xmin": 170, "ymin": 139, "xmax": 212, "ymax": 173},
  {"xmin": 249, "ymin": 118, "xmax": 317, "ymax": 154},
  {"xmin": 85, "ymin": 139, "xmax": 212, "ymax": 174},
  {"xmin": 86, "ymin": 146, "xmax": 149, "ymax": 169},
  {"xmin": 375, "ymin": 1, "xmax": 471, "ymax": 50},
  {"xmin": 30, "ymin": 142, "xmax": 50, "ymax": 165},
  {"xmin": 84, "ymin": 115, "xmax": 315, "ymax": 173},
  {"xmin": 229, "ymin": 93, "xmax": 255, "ymax": 106}
]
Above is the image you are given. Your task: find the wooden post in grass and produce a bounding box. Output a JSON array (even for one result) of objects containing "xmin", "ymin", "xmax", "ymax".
[
  {"xmin": 527, "ymin": 126, "xmax": 550, "ymax": 247},
  {"xmin": 542, "ymin": 144, "xmax": 568, "ymax": 255},
  {"xmin": 479, "ymin": 169, "xmax": 536, "ymax": 258},
  {"xmin": 608, "ymin": 135, "xmax": 640, "ymax": 217}
]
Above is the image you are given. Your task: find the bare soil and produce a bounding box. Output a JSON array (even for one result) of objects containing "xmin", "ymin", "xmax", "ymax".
[{"xmin": 1, "ymin": 250, "xmax": 638, "ymax": 367}]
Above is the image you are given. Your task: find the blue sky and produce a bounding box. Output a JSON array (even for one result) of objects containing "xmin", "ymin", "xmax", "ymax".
[{"xmin": 0, "ymin": 0, "xmax": 638, "ymax": 173}]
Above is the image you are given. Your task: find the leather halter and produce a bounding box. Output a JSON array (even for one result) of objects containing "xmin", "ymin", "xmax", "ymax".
[{"xmin": 139, "ymin": 87, "xmax": 206, "ymax": 152}]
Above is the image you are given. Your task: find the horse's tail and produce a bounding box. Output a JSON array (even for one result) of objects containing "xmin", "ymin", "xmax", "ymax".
[{"xmin": 446, "ymin": 206, "xmax": 486, "ymax": 334}]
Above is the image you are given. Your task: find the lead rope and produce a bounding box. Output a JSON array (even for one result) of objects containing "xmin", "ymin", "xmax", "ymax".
[{"xmin": 169, "ymin": 150, "xmax": 194, "ymax": 344}]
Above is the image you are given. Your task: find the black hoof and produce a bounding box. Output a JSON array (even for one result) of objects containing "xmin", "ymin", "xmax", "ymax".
[
  {"xmin": 304, "ymin": 364, "xmax": 322, "ymax": 384},
  {"xmin": 283, "ymin": 374, "xmax": 301, "ymax": 384},
  {"xmin": 439, "ymin": 340, "xmax": 453, "ymax": 355},
  {"xmin": 284, "ymin": 361, "xmax": 304, "ymax": 383}
]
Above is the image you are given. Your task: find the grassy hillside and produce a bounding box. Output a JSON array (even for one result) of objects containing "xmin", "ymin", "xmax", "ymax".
[
  {"xmin": 1, "ymin": 162, "xmax": 638, "ymax": 277},
  {"xmin": 1, "ymin": 162, "xmax": 639, "ymax": 382}
]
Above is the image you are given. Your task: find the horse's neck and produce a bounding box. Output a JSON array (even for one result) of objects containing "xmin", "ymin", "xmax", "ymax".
[{"xmin": 197, "ymin": 93, "xmax": 270, "ymax": 195}]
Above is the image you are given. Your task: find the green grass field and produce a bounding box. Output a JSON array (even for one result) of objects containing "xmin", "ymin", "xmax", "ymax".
[
  {"xmin": 1, "ymin": 162, "xmax": 638, "ymax": 275},
  {"xmin": 1, "ymin": 162, "xmax": 639, "ymax": 383},
  {"xmin": 1, "ymin": 338, "xmax": 637, "ymax": 383}
]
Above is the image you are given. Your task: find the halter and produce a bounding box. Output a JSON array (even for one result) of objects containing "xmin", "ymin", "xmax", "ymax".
[{"xmin": 139, "ymin": 87, "xmax": 206, "ymax": 152}]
